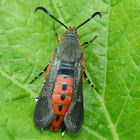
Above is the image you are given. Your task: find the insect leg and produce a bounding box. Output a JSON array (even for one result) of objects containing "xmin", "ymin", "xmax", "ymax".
[
  {"xmin": 30, "ymin": 63, "xmax": 50, "ymax": 84},
  {"xmin": 84, "ymin": 70, "xmax": 98, "ymax": 92},
  {"xmin": 80, "ymin": 36, "xmax": 97, "ymax": 46},
  {"xmin": 41, "ymin": 128, "xmax": 44, "ymax": 132},
  {"xmin": 53, "ymin": 22, "xmax": 61, "ymax": 43},
  {"xmin": 35, "ymin": 97, "xmax": 39, "ymax": 102},
  {"xmin": 61, "ymin": 125, "xmax": 66, "ymax": 137}
]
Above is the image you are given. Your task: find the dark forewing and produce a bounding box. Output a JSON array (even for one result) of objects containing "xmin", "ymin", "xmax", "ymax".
[
  {"xmin": 64, "ymin": 54, "xmax": 84, "ymax": 134},
  {"xmin": 34, "ymin": 49, "xmax": 61, "ymax": 129}
]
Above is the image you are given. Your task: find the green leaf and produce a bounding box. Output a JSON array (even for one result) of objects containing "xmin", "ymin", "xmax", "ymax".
[{"xmin": 0, "ymin": 0, "xmax": 140, "ymax": 139}]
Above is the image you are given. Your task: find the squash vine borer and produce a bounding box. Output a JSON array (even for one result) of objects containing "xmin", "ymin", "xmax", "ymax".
[{"xmin": 31, "ymin": 7, "xmax": 101, "ymax": 137}]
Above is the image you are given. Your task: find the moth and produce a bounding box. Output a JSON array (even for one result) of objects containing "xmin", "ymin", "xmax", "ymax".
[{"xmin": 31, "ymin": 7, "xmax": 101, "ymax": 136}]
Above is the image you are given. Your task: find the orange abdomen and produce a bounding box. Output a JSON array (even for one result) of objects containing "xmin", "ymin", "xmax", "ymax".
[{"xmin": 50, "ymin": 76, "xmax": 74, "ymax": 131}]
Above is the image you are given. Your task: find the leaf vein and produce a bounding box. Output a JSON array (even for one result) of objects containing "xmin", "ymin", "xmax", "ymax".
[
  {"xmin": 0, "ymin": 69, "xmax": 38, "ymax": 98},
  {"xmin": 83, "ymin": 125, "xmax": 108, "ymax": 140},
  {"xmin": 51, "ymin": 0, "xmax": 65, "ymax": 24},
  {"xmin": 115, "ymin": 66, "xmax": 140, "ymax": 127}
]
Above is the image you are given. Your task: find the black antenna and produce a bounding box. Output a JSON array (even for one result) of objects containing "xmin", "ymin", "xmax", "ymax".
[
  {"xmin": 35, "ymin": 7, "xmax": 68, "ymax": 30},
  {"xmin": 75, "ymin": 12, "xmax": 101, "ymax": 31}
]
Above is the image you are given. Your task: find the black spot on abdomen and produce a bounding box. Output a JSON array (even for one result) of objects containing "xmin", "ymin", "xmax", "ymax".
[
  {"xmin": 62, "ymin": 84, "xmax": 67, "ymax": 90},
  {"xmin": 59, "ymin": 105, "xmax": 62, "ymax": 111},
  {"xmin": 60, "ymin": 93, "xmax": 66, "ymax": 100}
]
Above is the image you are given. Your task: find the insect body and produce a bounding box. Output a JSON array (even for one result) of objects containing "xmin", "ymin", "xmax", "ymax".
[{"xmin": 32, "ymin": 7, "xmax": 101, "ymax": 136}]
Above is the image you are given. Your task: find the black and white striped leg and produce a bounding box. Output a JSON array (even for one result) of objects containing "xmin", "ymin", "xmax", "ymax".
[
  {"xmin": 53, "ymin": 22, "xmax": 61, "ymax": 42},
  {"xmin": 84, "ymin": 71, "xmax": 98, "ymax": 92},
  {"xmin": 61, "ymin": 125, "xmax": 66, "ymax": 137},
  {"xmin": 35, "ymin": 97, "xmax": 39, "ymax": 102},
  {"xmin": 80, "ymin": 36, "xmax": 97, "ymax": 46},
  {"xmin": 30, "ymin": 62, "xmax": 50, "ymax": 84}
]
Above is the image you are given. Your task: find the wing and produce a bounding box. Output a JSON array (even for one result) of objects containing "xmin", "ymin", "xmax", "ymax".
[
  {"xmin": 64, "ymin": 53, "xmax": 84, "ymax": 134},
  {"xmin": 34, "ymin": 48, "xmax": 61, "ymax": 129}
]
